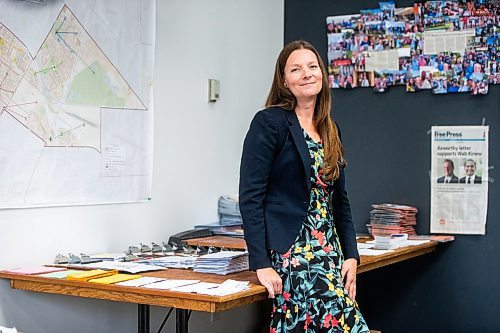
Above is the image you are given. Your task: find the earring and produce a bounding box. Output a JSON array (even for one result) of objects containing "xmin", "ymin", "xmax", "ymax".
[{"xmin": 284, "ymin": 82, "xmax": 288, "ymax": 88}]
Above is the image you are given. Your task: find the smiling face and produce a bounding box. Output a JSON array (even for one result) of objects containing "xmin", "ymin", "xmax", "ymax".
[
  {"xmin": 283, "ymin": 49, "xmax": 323, "ymax": 102},
  {"xmin": 465, "ymin": 160, "xmax": 476, "ymax": 176},
  {"xmin": 473, "ymin": 63, "xmax": 482, "ymax": 73},
  {"xmin": 443, "ymin": 160, "xmax": 454, "ymax": 177}
]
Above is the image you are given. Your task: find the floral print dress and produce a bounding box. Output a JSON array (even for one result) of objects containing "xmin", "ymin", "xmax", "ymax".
[{"xmin": 269, "ymin": 131, "xmax": 369, "ymax": 333}]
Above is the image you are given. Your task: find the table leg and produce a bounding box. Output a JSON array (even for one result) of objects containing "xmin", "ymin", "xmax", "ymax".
[
  {"xmin": 176, "ymin": 309, "xmax": 190, "ymax": 333},
  {"xmin": 138, "ymin": 304, "xmax": 150, "ymax": 333}
]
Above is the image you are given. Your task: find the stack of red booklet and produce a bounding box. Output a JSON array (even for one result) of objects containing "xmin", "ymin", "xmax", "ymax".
[{"xmin": 367, "ymin": 203, "xmax": 418, "ymax": 236}]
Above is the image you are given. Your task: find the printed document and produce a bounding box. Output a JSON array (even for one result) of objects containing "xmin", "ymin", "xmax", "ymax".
[{"xmin": 430, "ymin": 126, "xmax": 488, "ymax": 234}]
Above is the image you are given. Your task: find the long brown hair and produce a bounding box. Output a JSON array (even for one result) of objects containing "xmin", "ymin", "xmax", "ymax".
[{"xmin": 265, "ymin": 40, "xmax": 345, "ymax": 181}]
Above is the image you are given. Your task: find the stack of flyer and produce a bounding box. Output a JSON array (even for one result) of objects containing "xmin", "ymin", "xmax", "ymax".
[
  {"xmin": 195, "ymin": 195, "xmax": 244, "ymax": 237},
  {"xmin": 367, "ymin": 203, "xmax": 418, "ymax": 236},
  {"xmin": 140, "ymin": 255, "xmax": 197, "ymax": 269},
  {"xmin": 193, "ymin": 251, "xmax": 249, "ymax": 275},
  {"xmin": 217, "ymin": 195, "xmax": 242, "ymax": 225},
  {"xmin": 374, "ymin": 234, "xmax": 408, "ymax": 250}
]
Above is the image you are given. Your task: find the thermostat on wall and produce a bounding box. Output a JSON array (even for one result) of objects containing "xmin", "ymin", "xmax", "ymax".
[{"xmin": 208, "ymin": 79, "xmax": 220, "ymax": 102}]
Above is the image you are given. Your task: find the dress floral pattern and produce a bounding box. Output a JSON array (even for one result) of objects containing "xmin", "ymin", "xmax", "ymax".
[{"xmin": 269, "ymin": 131, "xmax": 369, "ymax": 333}]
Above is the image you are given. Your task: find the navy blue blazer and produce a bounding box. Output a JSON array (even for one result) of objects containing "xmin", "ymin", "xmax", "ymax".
[{"xmin": 239, "ymin": 107, "xmax": 359, "ymax": 270}]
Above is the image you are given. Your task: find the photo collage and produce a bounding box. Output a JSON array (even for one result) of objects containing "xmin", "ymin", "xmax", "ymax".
[{"xmin": 326, "ymin": 0, "xmax": 498, "ymax": 95}]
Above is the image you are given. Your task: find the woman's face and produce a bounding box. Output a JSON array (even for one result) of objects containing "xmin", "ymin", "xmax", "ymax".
[{"xmin": 283, "ymin": 49, "xmax": 323, "ymax": 101}]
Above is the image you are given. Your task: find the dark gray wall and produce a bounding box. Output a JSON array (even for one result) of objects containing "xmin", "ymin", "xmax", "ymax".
[{"xmin": 285, "ymin": 1, "xmax": 499, "ymax": 332}]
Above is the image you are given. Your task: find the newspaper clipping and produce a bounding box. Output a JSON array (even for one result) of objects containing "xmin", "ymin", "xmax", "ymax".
[{"xmin": 431, "ymin": 126, "xmax": 488, "ymax": 234}]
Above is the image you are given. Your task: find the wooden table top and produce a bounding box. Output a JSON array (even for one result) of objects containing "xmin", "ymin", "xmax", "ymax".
[
  {"xmin": 186, "ymin": 236, "xmax": 247, "ymax": 250},
  {"xmin": 0, "ymin": 237, "xmax": 438, "ymax": 313},
  {"xmin": 186, "ymin": 235, "xmax": 438, "ymax": 274},
  {"xmin": 0, "ymin": 268, "xmax": 266, "ymax": 313}
]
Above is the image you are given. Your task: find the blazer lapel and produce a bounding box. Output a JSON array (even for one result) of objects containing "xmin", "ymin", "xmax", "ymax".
[{"xmin": 286, "ymin": 110, "xmax": 312, "ymax": 190}]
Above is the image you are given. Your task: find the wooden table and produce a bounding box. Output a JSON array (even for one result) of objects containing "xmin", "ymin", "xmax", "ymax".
[
  {"xmin": 0, "ymin": 237, "xmax": 438, "ymax": 333},
  {"xmin": 186, "ymin": 235, "xmax": 438, "ymax": 274}
]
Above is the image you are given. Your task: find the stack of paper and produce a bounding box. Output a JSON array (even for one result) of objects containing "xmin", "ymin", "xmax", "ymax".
[
  {"xmin": 218, "ymin": 195, "xmax": 242, "ymax": 225},
  {"xmin": 367, "ymin": 203, "xmax": 418, "ymax": 236},
  {"xmin": 140, "ymin": 255, "xmax": 197, "ymax": 269},
  {"xmin": 195, "ymin": 195, "xmax": 244, "ymax": 237},
  {"xmin": 194, "ymin": 251, "xmax": 249, "ymax": 275},
  {"xmin": 374, "ymin": 234, "xmax": 408, "ymax": 250}
]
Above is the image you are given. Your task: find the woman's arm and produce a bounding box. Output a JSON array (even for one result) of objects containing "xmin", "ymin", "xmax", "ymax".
[
  {"xmin": 333, "ymin": 167, "xmax": 360, "ymax": 300},
  {"xmin": 239, "ymin": 110, "xmax": 279, "ymax": 271},
  {"xmin": 332, "ymin": 166, "xmax": 360, "ymax": 262},
  {"xmin": 332, "ymin": 124, "xmax": 360, "ymax": 262}
]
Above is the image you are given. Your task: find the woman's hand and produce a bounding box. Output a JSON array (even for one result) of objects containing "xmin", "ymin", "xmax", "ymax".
[
  {"xmin": 341, "ymin": 258, "xmax": 358, "ymax": 301},
  {"xmin": 256, "ymin": 267, "xmax": 282, "ymax": 298}
]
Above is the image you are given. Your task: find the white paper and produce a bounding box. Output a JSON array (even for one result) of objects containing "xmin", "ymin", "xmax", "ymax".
[
  {"xmin": 0, "ymin": 0, "xmax": 154, "ymax": 208},
  {"xmin": 198, "ymin": 279, "xmax": 250, "ymax": 296},
  {"xmin": 197, "ymin": 251, "xmax": 248, "ymax": 259},
  {"xmin": 143, "ymin": 279, "xmax": 200, "ymax": 290},
  {"xmin": 169, "ymin": 282, "xmax": 221, "ymax": 293},
  {"xmin": 141, "ymin": 255, "xmax": 197, "ymax": 269},
  {"xmin": 358, "ymin": 248, "xmax": 394, "ymax": 256},
  {"xmin": 430, "ymin": 126, "xmax": 489, "ymax": 234},
  {"xmin": 423, "ymin": 29, "xmax": 475, "ymax": 55},
  {"xmin": 116, "ymin": 276, "xmax": 165, "ymax": 287},
  {"xmin": 365, "ymin": 50, "xmax": 400, "ymax": 71},
  {"xmin": 403, "ymin": 240, "xmax": 431, "ymax": 246},
  {"xmin": 357, "ymin": 243, "xmax": 375, "ymax": 250},
  {"xmin": 82, "ymin": 261, "xmax": 163, "ymax": 274}
]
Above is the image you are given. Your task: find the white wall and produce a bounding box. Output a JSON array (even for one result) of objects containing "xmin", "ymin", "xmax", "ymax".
[{"xmin": 0, "ymin": 0, "xmax": 284, "ymax": 332}]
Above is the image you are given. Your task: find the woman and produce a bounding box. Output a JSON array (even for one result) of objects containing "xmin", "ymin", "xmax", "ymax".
[
  {"xmin": 406, "ymin": 77, "xmax": 416, "ymax": 92},
  {"xmin": 358, "ymin": 72, "xmax": 370, "ymax": 87},
  {"xmin": 239, "ymin": 40, "xmax": 369, "ymax": 332}
]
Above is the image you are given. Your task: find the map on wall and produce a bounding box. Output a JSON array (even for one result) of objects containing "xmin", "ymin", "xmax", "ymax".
[{"xmin": 0, "ymin": 0, "xmax": 154, "ymax": 208}]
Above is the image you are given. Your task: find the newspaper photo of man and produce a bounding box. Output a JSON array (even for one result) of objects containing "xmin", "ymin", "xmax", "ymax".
[
  {"xmin": 459, "ymin": 159, "xmax": 482, "ymax": 184},
  {"xmin": 437, "ymin": 159, "xmax": 459, "ymax": 183}
]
